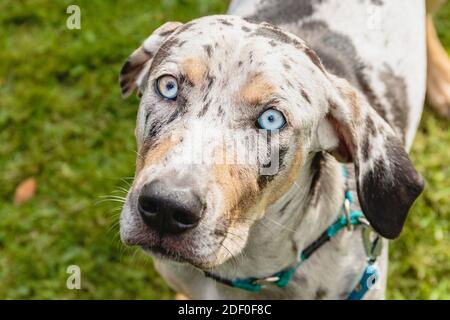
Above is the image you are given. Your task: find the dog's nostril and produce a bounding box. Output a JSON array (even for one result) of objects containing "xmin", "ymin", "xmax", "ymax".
[
  {"xmin": 137, "ymin": 181, "xmax": 203, "ymax": 235},
  {"xmin": 138, "ymin": 196, "xmax": 158, "ymax": 214},
  {"xmin": 172, "ymin": 206, "xmax": 201, "ymax": 226}
]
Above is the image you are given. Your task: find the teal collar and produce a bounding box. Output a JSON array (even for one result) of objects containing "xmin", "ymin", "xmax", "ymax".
[{"xmin": 203, "ymin": 166, "xmax": 382, "ymax": 300}]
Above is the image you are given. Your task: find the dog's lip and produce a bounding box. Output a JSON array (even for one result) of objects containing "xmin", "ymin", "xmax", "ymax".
[
  {"xmin": 140, "ymin": 242, "xmax": 220, "ymax": 269},
  {"xmin": 141, "ymin": 244, "xmax": 196, "ymax": 265}
]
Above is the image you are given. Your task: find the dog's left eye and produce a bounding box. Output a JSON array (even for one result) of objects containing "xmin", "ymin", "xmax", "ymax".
[
  {"xmin": 257, "ymin": 108, "xmax": 286, "ymax": 131},
  {"xmin": 156, "ymin": 75, "xmax": 178, "ymax": 100}
]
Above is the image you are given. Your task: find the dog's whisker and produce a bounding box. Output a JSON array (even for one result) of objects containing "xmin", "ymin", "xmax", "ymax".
[
  {"xmin": 99, "ymin": 195, "xmax": 127, "ymax": 200},
  {"xmin": 95, "ymin": 198, "xmax": 126, "ymax": 205},
  {"xmin": 263, "ymin": 216, "xmax": 296, "ymax": 233},
  {"xmin": 119, "ymin": 177, "xmax": 134, "ymax": 188},
  {"xmin": 111, "ymin": 189, "xmax": 128, "ymax": 195},
  {"xmin": 116, "ymin": 186, "xmax": 131, "ymax": 194},
  {"xmin": 218, "ymin": 242, "xmax": 239, "ymax": 277}
]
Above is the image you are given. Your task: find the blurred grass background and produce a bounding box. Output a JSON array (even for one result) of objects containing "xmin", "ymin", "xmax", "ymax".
[{"xmin": 0, "ymin": 0, "xmax": 448, "ymax": 299}]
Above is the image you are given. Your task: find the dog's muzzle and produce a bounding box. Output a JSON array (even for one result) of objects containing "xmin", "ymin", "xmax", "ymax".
[{"xmin": 137, "ymin": 180, "xmax": 204, "ymax": 235}]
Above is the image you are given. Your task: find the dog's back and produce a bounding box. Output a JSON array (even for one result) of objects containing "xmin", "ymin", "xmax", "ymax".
[{"xmin": 229, "ymin": 0, "xmax": 426, "ymax": 149}]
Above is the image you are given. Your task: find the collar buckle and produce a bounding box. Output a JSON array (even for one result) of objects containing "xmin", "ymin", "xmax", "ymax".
[
  {"xmin": 343, "ymin": 198, "xmax": 353, "ymax": 231},
  {"xmin": 362, "ymin": 227, "xmax": 383, "ymax": 262},
  {"xmin": 253, "ymin": 276, "xmax": 281, "ymax": 286}
]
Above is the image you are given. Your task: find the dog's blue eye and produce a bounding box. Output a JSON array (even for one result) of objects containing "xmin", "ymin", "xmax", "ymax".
[
  {"xmin": 156, "ymin": 75, "xmax": 178, "ymax": 100},
  {"xmin": 257, "ymin": 108, "xmax": 286, "ymax": 131}
]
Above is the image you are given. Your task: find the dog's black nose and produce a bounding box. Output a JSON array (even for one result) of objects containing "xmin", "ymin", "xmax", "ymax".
[{"xmin": 137, "ymin": 180, "xmax": 203, "ymax": 235}]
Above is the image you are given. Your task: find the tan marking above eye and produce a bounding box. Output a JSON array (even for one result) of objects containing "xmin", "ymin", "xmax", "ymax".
[
  {"xmin": 240, "ymin": 73, "xmax": 274, "ymax": 105},
  {"xmin": 182, "ymin": 57, "xmax": 207, "ymax": 86}
]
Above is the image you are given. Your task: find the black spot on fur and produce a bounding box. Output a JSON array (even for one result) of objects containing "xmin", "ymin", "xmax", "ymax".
[
  {"xmin": 158, "ymin": 28, "xmax": 177, "ymax": 37},
  {"xmin": 356, "ymin": 70, "xmax": 387, "ymax": 120},
  {"xmin": 203, "ymin": 44, "xmax": 213, "ymax": 57},
  {"xmin": 303, "ymin": 46, "xmax": 325, "ymax": 72},
  {"xmin": 371, "ymin": 0, "xmax": 384, "ymax": 5},
  {"xmin": 243, "ymin": 16, "xmax": 259, "ymax": 24},
  {"xmin": 241, "ymin": 26, "xmax": 251, "ymax": 32},
  {"xmin": 217, "ymin": 105, "xmax": 225, "ymax": 118},
  {"xmin": 202, "ymin": 93, "xmax": 210, "ymax": 103},
  {"xmin": 309, "ymin": 152, "xmax": 325, "ymax": 207},
  {"xmin": 205, "ymin": 72, "xmax": 216, "ymax": 91},
  {"xmin": 148, "ymin": 120, "xmax": 163, "ymax": 138},
  {"xmin": 178, "ymin": 22, "xmax": 195, "ymax": 33},
  {"xmin": 282, "ymin": 61, "xmax": 291, "ymax": 70},
  {"xmin": 301, "ymin": 89, "xmax": 311, "ymax": 104},
  {"xmin": 379, "ymin": 65, "xmax": 409, "ymax": 141},
  {"xmin": 167, "ymin": 106, "xmax": 185, "ymax": 124},
  {"xmin": 197, "ymin": 100, "xmax": 211, "ymax": 118},
  {"xmin": 252, "ymin": 26, "xmax": 293, "ymax": 44},
  {"xmin": 315, "ymin": 287, "xmax": 328, "ymax": 300},
  {"xmin": 214, "ymin": 228, "xmax": 226, "ymax": 237},
  {"xmin": 218, "ymin": 18, "xmax": 233, "ymax": 26},
  {"xmin": 278, "ymin": 198, "xmax": 292, "ymax": 216},
  {"xmin": 361, "ymin": 130, "xmax": 371, "ymax": 162},
  {"xmin": 286, "ymin": 79, "xmax": 294, "ymax": 89},
  {"xmin": 366, "ymin": 116, "xmax": 376, "ymax": 136},
  {"xmin": 246, "ymin": 0, "xmax": 324, "ymax": 25}
]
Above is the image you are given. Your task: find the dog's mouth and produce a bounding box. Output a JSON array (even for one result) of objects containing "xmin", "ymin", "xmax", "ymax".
[
  {"xmin": 141, "ymin": 244, "xmax": 190, "ymax": 264},
  {"xmin": 139, "ymin": 240, "xmax": 224, "ymax": 270}
]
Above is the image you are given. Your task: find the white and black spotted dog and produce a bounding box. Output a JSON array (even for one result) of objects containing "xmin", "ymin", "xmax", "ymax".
[{"xmin": 119, "ymin": 0, "xmax": 450, "ymax": 299}]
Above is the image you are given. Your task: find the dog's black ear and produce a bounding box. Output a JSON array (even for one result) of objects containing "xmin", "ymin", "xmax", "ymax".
[
  {"xmin": 318, "ymin": 75, "xmax": 424, "ymax": 239},
  {"xmin": 119, "ymin": 21, "xmax": 182, "ymax": 98}
]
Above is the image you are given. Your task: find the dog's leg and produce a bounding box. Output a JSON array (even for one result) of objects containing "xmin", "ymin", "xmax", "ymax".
[{"xmin": 426, "ymin": 0, "xmax": 450, "ymax": 118}]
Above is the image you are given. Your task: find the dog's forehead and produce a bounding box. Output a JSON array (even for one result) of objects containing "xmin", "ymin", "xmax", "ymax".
[{"xmin": 155, "ymin": 15, "xmax": 322, "ymax": 76}]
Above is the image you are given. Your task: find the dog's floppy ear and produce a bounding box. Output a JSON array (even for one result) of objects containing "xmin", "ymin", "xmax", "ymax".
[
  {"xmin": 318, "ymin": 75, "xmax": 424, "ymax": 239},
  {"xmin": 119, "ymin": 21, "xmax": 183, "ymax": 98}
]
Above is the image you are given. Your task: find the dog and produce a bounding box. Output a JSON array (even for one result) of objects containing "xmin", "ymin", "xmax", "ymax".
[{"xmin": 118, "ymin": 0, "xmax": 450, "ymax": 299}]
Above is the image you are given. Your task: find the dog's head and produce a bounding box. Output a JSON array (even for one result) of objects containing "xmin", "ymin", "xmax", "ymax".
[{"xmin": 119, "ymin": 15, "xmax": 423, "ymax": 268}]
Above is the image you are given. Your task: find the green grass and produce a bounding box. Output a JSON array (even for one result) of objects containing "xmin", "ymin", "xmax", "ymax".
[{"xmin": 0, "ymin": 0, "xmax": 448, "ymax": 299}]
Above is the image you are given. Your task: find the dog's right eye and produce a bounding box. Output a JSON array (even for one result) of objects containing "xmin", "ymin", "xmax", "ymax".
[
  {"xmin": 155, "ymin": 75, "xmax": 178, "ymax": 100},
  {"xmin": 257, "ymin": 108, "xmax": 286, "ymax": 131}
]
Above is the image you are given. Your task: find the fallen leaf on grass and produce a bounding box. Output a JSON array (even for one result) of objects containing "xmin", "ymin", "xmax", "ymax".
[{"xmin": 14, "ymin": 177, "xmax": 37, "ymax": 206}]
